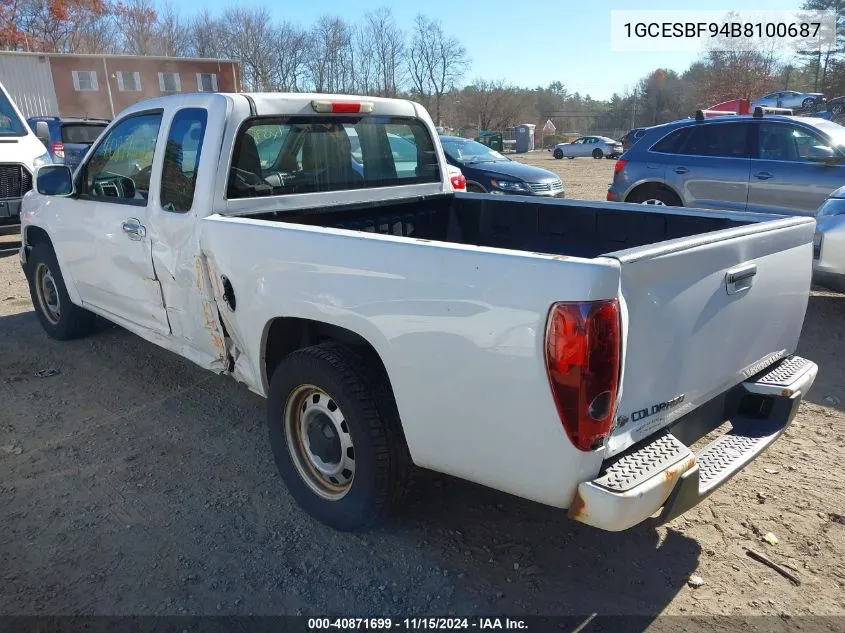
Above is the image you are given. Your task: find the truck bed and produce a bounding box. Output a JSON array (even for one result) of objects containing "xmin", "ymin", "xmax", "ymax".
[{"xmin": 249, "ymin": 193, "xmax": 756, "ymax": 259}]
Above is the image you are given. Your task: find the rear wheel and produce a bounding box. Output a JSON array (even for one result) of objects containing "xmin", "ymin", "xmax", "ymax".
[
  {"xmin": 802, "ymin": 97, "xmax": 815, "ymax": 110},
  {"xmin": 553, "ymin": 148, "xmax": 564, "ymax": 159},
  {"xmin": 26, "ymin": 242, "xmax": 96, "ymax": 340},
  {"xmin": 592, "ymin": 148, "xmax": 603, "ymax": 159},
  {"xmin": 266, "ymin": 342, "xmax": 411, "ymax": 531},
  {"xmin": 626, "ymin": 185, "xmax": 682, "ymax": 207}
]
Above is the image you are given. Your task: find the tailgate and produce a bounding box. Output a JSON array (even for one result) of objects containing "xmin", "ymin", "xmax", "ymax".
[{"xmin": 605, "ymin": 215, "xmax": 815, "ymax": 456}]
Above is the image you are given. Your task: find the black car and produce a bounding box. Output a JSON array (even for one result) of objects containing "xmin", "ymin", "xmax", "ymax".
[
  {"xmin": 621, "ymin": 127, "xmax": 647, "ymax": 151},
  {"xmin": 26, "ymin": 116, "xmax": 110, "ymax": 169},
  {"xmin": 439, "ymin": 136, "xmax": 564, "ymax": 197}
]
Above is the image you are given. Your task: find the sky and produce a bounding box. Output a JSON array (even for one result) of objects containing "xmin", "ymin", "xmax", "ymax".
[{"xmin": 193, "ymin": 0, "xmax": 807, "ymax": 100}]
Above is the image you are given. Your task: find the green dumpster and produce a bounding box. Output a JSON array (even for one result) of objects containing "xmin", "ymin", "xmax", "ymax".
[{"xmin": 475, "ymin": 132, "xmax": 503, "ymax": 153}]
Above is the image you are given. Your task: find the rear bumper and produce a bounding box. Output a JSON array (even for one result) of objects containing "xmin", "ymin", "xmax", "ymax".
[{"xmin": 569, "ymin": 355, "xmax": 817, "ymax": 532}]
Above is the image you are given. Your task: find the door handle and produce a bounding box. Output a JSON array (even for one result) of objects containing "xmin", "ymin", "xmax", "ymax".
[
  {"xmin": 754, "ymin": 172, "xmax": 773, "ymax": 180},
  {"xmin": 725, "ymin": 263, "xmax": 757, "ymax": 296},
  {"xmin": 122, "ymin": 218, "xmax": 146, "ymax": 241},
  {"xmin": 673, "ymin": 167, "xmax": 689, "ymax": 174}
]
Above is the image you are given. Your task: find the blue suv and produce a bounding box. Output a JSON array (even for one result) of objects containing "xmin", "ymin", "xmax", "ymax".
[
  {"xmin": 26, "ymin": 116, "xmax": 109, "ymax": 170},
  {"xmin": 608, "ymin": 110, "xmax": 845, "ymax": 216}
]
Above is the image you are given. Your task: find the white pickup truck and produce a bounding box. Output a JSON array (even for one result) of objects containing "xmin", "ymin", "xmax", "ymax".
[{"xmin": 20, "ymin": 92, "xmax": 819, "ymax": 532}]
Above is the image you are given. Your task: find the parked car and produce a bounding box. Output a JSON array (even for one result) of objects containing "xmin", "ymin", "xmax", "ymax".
[
  {"xmin": 824, "ymin": 95, "xmax": 845, "ymax": 118},
  {"xmin": 0, "ymin": 81, "xmax": 53, "ymax": 222},
  {"xmin": 22, "ymin": 92, "xmax": 817, "ymax": 534},
  {"xmin": 608, "ymin": 111, "xmax": 845, "ymax": 215},
  {"xmin": 621, "ymin": 127, "xmax": 647, "ymax": 151},
  {"xmin": 813, "ymin": 186, "xmax": 845, "ymax": 292},
  {"xmin": 439, "ymin": 135, "xmax": 564, "ymax": 196},
  {"xmin": 751, "ymin": 91, "xmax": 825, "ymax": 111},
  {"xmin": 27, "ymin": 116, "xmax": 109, "ymax": 170},
  {"xmin": 553, "ymin": 136, "xmax": 622, "ymax": 159}
]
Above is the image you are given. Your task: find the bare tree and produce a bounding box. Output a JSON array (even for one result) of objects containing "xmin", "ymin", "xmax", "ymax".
[
  {"xmin": 189, "ymin": 9, "xmax": 224, "ymax": 58},
  {"xmin": 458, "ymin": 79, "xmax": 531, "ymax": 130},
  {"xmin": 307, "ymin": 15, "xmax": 354, "ymax": 93},
  {"xmin": 272, "ymin": 21, "xmax": 309, "ymax": 91},
  {"xmin": 362, "ymin": 7, "xmax": 404, "ymax": 96},
  {"xmin": 407, "ymin": 14, "xmax": 468, "ymax": 124},
  {"xmin": 353, "ymin": 23, "xmax": 375, "ymax": 94},
  {"xmin": 220, "ymin": 6, "xmax": 275, "ymax": 90},
  {"xmin": 115, "ymin": 0, "xmax": 158, "ymax": 56},
  {"xmin": 155, "ymin": 1, "xmax": 189, "ymax": 58}
]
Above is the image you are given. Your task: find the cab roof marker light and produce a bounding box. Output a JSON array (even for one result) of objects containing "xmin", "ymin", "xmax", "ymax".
[{"xmin": 311, "ymin": 100, "xmax": 375, "ymax": 114}]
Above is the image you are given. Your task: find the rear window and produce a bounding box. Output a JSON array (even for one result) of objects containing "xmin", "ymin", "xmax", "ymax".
[
  {"xmin": 62, "ymin": 123, "xmax": 107, "ymax": 144},
  {"xmin": 227, "ymin": 116, "xmax": 440, "ymax": 199}
]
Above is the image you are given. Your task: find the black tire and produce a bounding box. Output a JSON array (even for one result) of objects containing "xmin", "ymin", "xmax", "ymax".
[
  {"xmin": 466, "ymin": 182, "xmax": 487, "ymax": 194},
  {"xmin": 802, "ymin": 97, "xmax": 815, "ymax": 110},
  {"xmin": 592, "ymin": 148, "xmax": 603, "ymax": 159},
  {"xmin": 566, "ymin": 156, "xmax": 575, "ymax": 160},
  {"xmin": 553, "ymin": 148, "xmax": 564, "ymax": 159},
  {"xmin": 266, "ymin": 342, "xmax": 411, "ymax": 531},
  {"xmin": 625, "ymin": 185, "xmax": 683, "ymax": 207},
  {"xmin": 26, "ymin": 242, "xmax": 96, "ymax": 340}
]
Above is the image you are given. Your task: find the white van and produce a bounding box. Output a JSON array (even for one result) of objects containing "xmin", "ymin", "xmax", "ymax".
[{"xmin": 0, "ymin": 81, "xmax": 52, "ymax": 221}]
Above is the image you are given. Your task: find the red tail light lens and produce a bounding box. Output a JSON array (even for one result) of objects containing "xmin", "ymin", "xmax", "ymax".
[
  {"xmin": 544, "ymin": 300, "xmax": 621, "ymax": 451},
  {"xmin": 50, "ymin": 141, "xmax": 65, "ymax": 159},
  {"xmin": 614, "ymin": 159, "xmax": 627, "ymax": 174},
  {"xmin": 450, "ymin": 174, "xmax": 466, "ymax": 191}
]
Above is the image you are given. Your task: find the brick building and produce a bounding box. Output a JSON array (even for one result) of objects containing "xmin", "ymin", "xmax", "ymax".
[{"xmin": 0, "ymin": 51, "xmax": 241, "ymax": 120}]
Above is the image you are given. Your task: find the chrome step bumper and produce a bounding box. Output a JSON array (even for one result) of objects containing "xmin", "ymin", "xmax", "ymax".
[{"xmin": 569, "ymin": 356, "xmax": 818, "ymax": 532}]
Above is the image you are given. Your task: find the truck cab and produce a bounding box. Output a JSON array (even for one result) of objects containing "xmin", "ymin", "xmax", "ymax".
[{"xmin": 0, "ymin": 81, "xmax": 52, "ymax": 221}]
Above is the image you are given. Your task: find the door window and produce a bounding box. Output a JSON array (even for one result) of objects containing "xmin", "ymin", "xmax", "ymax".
[
  {"xmin": 757, "ymin": 123, "xmax": 836, "ymax": 162},
  {"xmin": 160, "ymin": 108, "xmax": 207, "ymax": 213},
  {"xmin": 82, "ymin": 112, "xmax": 162, "ymax": 204},
  {"xmin": 676, "ymin": 123, "xmax": 750, "ymax": 158}
]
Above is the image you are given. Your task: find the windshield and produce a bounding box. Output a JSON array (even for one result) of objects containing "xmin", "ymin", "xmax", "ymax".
[
  {"xmin": 809, "ymin": 119, "xmax": 845, "ymax": 149},
  {"xmin": 441, "ymin": 139, "xmax": 508, "ymax": 164},
  {"xmin": 0, "ymin": 89, "xmax": 26, "ymax": 137}
]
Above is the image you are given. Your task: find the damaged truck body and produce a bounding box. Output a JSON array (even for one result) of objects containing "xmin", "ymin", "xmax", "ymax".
[{"xmin": 19, "ymin": 92, "xmax": 818, "ymax": 532}]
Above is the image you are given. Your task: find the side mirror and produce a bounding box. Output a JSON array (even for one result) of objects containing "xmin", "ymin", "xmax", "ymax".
[
  {"xmin": 36, "ymin": 165, "xmax": 75, "ymax": 196},
  {"xmin": 34, "ymin": 120, "xmax": 51, "ymax": 150},
  {"xmin": 807, "ymin": 145, "xmax": 839, "ymax": 162}
]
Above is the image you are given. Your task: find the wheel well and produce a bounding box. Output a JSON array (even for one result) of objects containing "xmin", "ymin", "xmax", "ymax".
[
  {"xmin": 263, "ymin": 317, "xmax": 392, "ymax": 394},
  {"xmin": 465, "ymin": 180, "xmax": 487, "ymax": 193},
  {"xmin": 24, "ymin": 225, "xmax": 51, "ymax": 249},
  {"xmin": 625, "ymin": 181, "xmax": 681, "ymax": 203}
]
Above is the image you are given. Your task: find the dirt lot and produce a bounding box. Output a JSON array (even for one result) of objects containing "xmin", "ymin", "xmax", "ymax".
[
  {"xmin": 510, "ymin": 150, "xmax": 617, "ymax": 201},
  {"xmin": 1, "ymin": 160, "xmax": 844, "ymax": 623}
]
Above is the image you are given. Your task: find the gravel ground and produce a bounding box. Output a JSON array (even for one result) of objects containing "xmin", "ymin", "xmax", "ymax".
[
  {"xmin": 509, "ymin": 150, "xmax": 617, "ymax": 201},
  {"xmin": 1, "ymin": 172, "xmax": 844, "ymax": 622}
]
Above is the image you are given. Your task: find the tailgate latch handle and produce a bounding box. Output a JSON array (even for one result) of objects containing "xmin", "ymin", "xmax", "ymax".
[{"xmin": 725, "ymin": 263, "xmax": 757, "ymax": 295}]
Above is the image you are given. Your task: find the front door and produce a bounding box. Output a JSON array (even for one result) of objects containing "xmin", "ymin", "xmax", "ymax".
[
  {"xmin": 746, "ymin": 121, "xmax": 845, "ymax": 216},
  {"xmin": 59, "ymin": 110, "xmax": 170, "ymax": 334}
]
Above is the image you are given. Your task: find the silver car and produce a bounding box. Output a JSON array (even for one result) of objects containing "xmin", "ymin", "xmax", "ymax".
[
  {"xmin": 607, "ymin": 112, "xmax": 845, "ymax": 216},
  {"xmin": 814, "ymin": 187, "xmax": 845, "ymax": 292},
  {"xmin": 553, "ymin": 135, "xmax": 622, "ymax": 160},
  {"xmin": 752, "ymin": 90, "xmax": 825, "ymax": 111}
]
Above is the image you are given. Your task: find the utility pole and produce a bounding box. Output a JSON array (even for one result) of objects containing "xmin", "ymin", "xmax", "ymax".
[{"xmin": 631, "ymin": 88, "xmax": 637, "ymax": 129}]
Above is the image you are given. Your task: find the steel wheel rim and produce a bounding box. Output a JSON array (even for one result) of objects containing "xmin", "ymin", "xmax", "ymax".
[
  {"xmin": 284, "ymin": 384, "xmax": 355, "ymax": 501},
  {"xmin": 35, "ymin": 263, "xmax": 61, "ymax": 325},
  {"xmin": 641, "ymin": 198, "xmax": 667, "ymax": 206}
]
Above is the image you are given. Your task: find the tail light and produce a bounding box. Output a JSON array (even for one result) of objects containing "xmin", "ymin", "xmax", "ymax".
[
  {"xmin": 50, "ymin": 141, "xmax": 65, "ymax": 159},
  {"xmin": 614, "ymin": 159, "xmax": 627, "ymax": 174},
  {"xmin": 544, "ymin": 300, "xmax": 621, "ymax": 452},
  {"xmin": 450, "ymin": 174, "xmax": 466, "ymax": 191}
]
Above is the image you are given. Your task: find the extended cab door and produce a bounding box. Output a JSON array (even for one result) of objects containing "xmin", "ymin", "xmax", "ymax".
[
  {"xmin": 746, "ymin": 120, "xmax": 845, "ymax": 216},
  {"xmin": 57, "ymin": 110, "xmax": 170, "ymax": 334}
]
